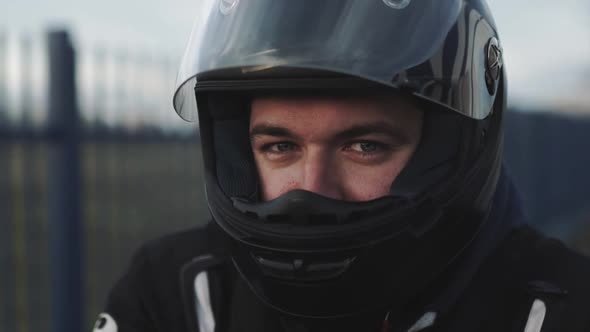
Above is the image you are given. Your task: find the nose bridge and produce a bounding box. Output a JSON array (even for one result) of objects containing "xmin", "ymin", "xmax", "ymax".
[{"xmin": 300, "ymin": 147, "xmax": 341, "ymax": 199}]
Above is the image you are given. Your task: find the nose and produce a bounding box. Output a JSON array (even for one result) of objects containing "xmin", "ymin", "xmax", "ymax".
[{"xmin": 298, "ymin": 149, "xmax": 343, "ymax": 200}]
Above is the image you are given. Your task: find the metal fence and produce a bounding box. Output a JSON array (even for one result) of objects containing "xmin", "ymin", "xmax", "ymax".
[
  {"xmin": 1, "ymin": 28, "xmax": 590, "ymax": 332},
  {"xmin": 0, "ymin": 30, "xmax": 207, "ymax": 332}
]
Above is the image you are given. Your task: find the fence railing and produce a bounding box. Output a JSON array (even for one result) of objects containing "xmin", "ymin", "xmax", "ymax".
[
  {"xmin": 0, "ymin": 29, "xmax": 190, "ymax": 136},
  {"xmin": 1, "ymin": 29, "xmax": 206, "ymax": 332}
]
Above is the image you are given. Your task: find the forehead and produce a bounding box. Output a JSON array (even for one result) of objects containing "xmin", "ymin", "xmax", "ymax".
[{"xmin": 250, "ymin": 94, "xmax": 422, "ymax": 131}]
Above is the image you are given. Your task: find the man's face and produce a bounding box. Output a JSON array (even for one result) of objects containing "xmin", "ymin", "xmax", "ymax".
[{"xmin": 250, "ymin": 95, "xmax": 423, "ymax": 202}]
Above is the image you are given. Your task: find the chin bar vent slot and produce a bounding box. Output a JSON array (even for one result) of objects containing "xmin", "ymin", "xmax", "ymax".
[{"xmin": 253, "ymin": 253, "xmax": 356, "ymax": 281}]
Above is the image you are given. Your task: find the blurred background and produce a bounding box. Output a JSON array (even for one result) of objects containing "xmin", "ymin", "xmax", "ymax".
[{"xmin": 0, "ymin": 0, "xmax": 589, "ymax": 331}]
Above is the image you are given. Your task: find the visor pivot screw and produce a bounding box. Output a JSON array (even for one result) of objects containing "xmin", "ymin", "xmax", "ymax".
[{"xmin": 485, "ymin": 37, "xmax": 503, "ymax": 95}]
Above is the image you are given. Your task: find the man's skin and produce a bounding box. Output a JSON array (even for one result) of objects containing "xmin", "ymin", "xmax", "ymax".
[{"xmin": 249, "ymin": 95, "xmax": 424, "ymax": 202}]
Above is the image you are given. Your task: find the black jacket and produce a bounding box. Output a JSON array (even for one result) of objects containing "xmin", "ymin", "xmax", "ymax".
[
  {"xmin": 94, "ymin": 174, "xmax": 590, "ymax": 332},
  {"xmin": 93, "ymin": 223, "xmax": 590, "ymax": 332}
]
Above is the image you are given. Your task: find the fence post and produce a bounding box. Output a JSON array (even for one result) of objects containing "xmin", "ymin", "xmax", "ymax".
[
  {"xmin": 0, "ymin": 31, "xmax": 7, "ymax": 128},
  {"xmin": 20, "ymin": 35, "xmax": 33, "ymax": 130},
  {"xmin": 46, "ymin": 30, "xmax": 84, "ymax": 332}
]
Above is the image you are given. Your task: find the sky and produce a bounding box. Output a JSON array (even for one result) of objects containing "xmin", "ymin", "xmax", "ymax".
[{"xmin": 1, "ymin": 0, "xmax": 589, "ymax": 126}]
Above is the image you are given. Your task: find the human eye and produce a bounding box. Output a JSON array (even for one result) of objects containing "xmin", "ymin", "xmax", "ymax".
[
  {"xmin": 262, "ymin": 142, "xmax": 298, "ymax": 154},
  {"xmin": 253, "ymin": 141, "xmax": 301, "ymax": 163},
  {"xmin": 346, "ymin": 141, "xmax": 388, "ymax": 154},
  {"xmin": 348, "ymin": 141, "xmax": 381, "ymax": 153},
  {"xmin": 343, "ymin": 140, "xmax": 396, "ymax": 163}
]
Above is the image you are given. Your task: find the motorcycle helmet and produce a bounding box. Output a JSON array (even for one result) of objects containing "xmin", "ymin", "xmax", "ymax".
[{"xmin": 173, "ymin": 0, "xmax": 506, "ymax": 319}]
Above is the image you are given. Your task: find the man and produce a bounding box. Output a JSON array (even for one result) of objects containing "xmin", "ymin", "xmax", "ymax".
[{"xmin": 94, "ymin": 0, "xmax": 590, "ymax": 331}]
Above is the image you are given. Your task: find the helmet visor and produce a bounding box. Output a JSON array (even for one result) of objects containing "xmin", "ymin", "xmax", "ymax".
[{"xmin": 172, "ymin": 0, "xmax": 494, "ymax": 121}]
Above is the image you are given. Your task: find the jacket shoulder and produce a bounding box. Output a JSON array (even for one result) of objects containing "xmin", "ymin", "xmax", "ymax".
[
  {"xmin": 96, "ymin": 221, "xmax": 230, "ymax": 332},
  {"xmin": 498, "ymin": 225, "xmax": 590, "ymax": 294},
  {"xmin": 444, "ymin": 225, "xmax": 590, "ymax": 332},
  {"xmin": 501, "ymin": 227, "xmax": 590, "ymax": 332},
  {"xmin": 136, "ymin": 221, "xmax": 228, "ymax": 270},
  {"xmin": 505, "ymin": 226, "xmax": 590, "ymax": 331}
]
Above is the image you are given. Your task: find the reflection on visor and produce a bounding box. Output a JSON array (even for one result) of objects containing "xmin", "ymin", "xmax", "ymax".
[
  {"xmin": 174, "ymin": 0, "xmax": 500, "ymax": 122},
  {"xmin": 382, "ymin": 0, "xmax": 412, "ymax": 10}
]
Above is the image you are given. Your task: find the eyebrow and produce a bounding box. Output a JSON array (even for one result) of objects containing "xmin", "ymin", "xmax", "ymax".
[
  {"xmin": 333, "ymin": 123, "xmax": 411, "ymax": 144},
  {"xmin": 250, "ymin": 124, "xmax": 302, "ymax": 140},
  {"xmin": 250, "ymin": 122, "xmax": 412, "ymax": 144}
]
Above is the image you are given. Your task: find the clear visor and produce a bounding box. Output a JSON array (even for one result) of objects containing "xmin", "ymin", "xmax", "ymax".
[{"xmin": 172, "ymin": 0, "xmax": 497, "ymax": 122}]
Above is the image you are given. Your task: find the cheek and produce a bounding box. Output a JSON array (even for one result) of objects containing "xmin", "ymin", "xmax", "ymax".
[
  {"xmin": 341, "ymin": 163, "xmax": 402, "ymax": 201},
  {"xmin": 252, "ymin": 151, "xmax": 302, "ymax": 201},
  {"xmin": 257, "ymin": 166, "xmax": 299, "ymax": 201},
  {"xmin": 340, "ymin": 151, "xmax": 415, "ymax": 201}
]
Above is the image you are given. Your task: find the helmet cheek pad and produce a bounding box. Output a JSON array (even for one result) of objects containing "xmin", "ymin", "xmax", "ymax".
[
  {"xmin": 391, "ymin": 103, "xmax": 463, "ymax": 197},
  {"xmin": 206, "ymin": 94, "xmax": 259, "ymax": 200}
]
